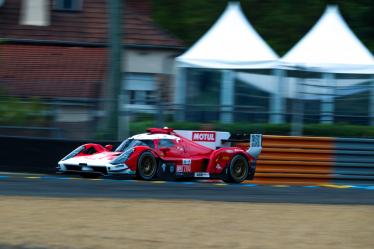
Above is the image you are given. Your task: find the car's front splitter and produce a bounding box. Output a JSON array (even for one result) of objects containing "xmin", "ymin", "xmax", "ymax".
[{"xmin": 57, "ymin": 162, "xmax": 134, "ymax": 176}]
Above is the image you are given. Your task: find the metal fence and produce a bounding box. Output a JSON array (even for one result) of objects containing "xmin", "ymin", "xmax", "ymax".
[
  {"xmin": 233, "ymin": 135, "xmax": 374, "ymax": 185},
  {"xmin": 0, "ymin": 70, "xmax": 373, "ymax": 140}
]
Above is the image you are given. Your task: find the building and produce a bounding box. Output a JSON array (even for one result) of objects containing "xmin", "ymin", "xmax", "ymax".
[{"xmin": 0, "ymin": 0, "xmax": 184, "ymax": 139}]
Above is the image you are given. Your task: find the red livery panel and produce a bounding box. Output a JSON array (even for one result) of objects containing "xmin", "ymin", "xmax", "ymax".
[{"xmin": 57, "ymin": 127, "xmax": 262, "ymax": 183}]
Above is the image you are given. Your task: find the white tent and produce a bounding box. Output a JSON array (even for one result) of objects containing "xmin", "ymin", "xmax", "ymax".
[
  {"xmin": 275, "ymin": 5, "xmax": 374, "ymax": 126},
  {"xmin": 176, "ymin": 2, "xmax": 278, "ymax": 69},
  {"xmin": 175, "ymin": 2, "xmax": 278, "ymax": 122},
  {"xmin": 280, "ymin": 5, "xmax": 374, "ymax": 74}
]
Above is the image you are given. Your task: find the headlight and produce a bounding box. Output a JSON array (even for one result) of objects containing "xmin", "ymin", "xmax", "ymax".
[
  {"xmin": 110, "ymin": 148, "xmax": 134, "ymax": 164},
  {"xmin": 61, "ymin": 146, "xmax": 85, "ymax": 161}
]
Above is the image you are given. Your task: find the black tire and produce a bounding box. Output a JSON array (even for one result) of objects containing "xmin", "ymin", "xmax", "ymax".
[
  {"xmin": 137, "ymin": 151, "xmax": 158, "ymax": 180},
  {"xmin": 225, "ymin": 155, "xmax": 249, "ymax": 183}
]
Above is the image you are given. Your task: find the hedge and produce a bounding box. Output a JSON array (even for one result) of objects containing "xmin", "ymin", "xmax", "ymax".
[{"xmin": 129, "ymin": 121, "xmax": 374, "ymax": 138}]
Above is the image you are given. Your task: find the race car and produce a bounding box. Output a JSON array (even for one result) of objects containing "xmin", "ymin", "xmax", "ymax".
[{"xmin": 57, "ymin": 127, "xmax": 262, "ymax": 183}]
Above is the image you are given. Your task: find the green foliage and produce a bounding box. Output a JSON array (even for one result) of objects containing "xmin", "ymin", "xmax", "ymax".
[
  {"xmin": 151, "ymin": 0, "xmax": 374, "ymax": 55},
  {"xmin": 0, "ymin": 96, "xmax": 48, "ymax": 125},
  {"xmin": 129, "ymin": 120, "xmax": 374, "ymax": 138},
  {"xmin": 303, "ymin": 124, "xmax": 374, "ymax": 137}
]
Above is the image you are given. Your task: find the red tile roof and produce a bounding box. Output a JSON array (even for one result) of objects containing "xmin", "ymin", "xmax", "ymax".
[
  {"xmin": 0, "ymin": 44, "xmax": 107, "ymax": 98},
  {"xmin": 0, "ymin": 0, "xmax": 184, "ymax": 48}
]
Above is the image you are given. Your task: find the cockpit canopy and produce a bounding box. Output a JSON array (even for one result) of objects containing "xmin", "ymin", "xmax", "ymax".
[{"xmin": 115, "ymin": 139, "xmax": 155, "ymax": 152}]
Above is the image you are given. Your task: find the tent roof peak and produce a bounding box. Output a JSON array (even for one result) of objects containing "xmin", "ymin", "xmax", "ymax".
[
  {"xmin": 228, "ymin": 1, "xmax": 240, "ymax": 7},
  {"xmin": 280, "ymin": 4, "xmax": 374, "ymax": 74},
  {"xmin": 176, "ymin": 1, "xmax": 278, "ymax": 69},
  {"xmin": 326, "ymin": 4, "xmax": 339, "ymax": 12}
]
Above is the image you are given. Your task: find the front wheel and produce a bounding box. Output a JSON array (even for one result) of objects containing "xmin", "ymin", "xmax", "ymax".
[
  {"xmin": 224, "ymin": 155, "xmax": 249, "ymax": 183},
  {"xmin": 137, "ymin": 151, "xmax": 158, "ymax": 180}
]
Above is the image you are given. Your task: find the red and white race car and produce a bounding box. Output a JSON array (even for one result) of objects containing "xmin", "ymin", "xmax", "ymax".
[{"xmin": 57, "ymin": 127, "xmax": 262, "ymax": 183}]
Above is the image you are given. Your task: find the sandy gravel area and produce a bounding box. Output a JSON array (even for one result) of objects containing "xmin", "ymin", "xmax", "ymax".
[{"xmin": 0, "ymin": 197, "xmax": 373, "ymax": 249}]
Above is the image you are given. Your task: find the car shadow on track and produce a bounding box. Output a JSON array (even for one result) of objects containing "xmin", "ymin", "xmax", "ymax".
[{"xmin": 61, "ymin": 173, "xmax": 224, "ymax": 184}]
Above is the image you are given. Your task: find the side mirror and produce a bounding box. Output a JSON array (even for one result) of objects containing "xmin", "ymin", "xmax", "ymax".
[
  {"xmin": 160, "ymin": 147, "xmax": 170, "ymax": 154},
  {"xmin": 105, "ymin": 144, "xmax": 113, "ymax": 151}
]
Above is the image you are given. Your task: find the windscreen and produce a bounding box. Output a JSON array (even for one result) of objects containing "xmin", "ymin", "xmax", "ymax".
[{"xmin": 115, "ymin": 139, "xmax": 155, "ymax": 152}]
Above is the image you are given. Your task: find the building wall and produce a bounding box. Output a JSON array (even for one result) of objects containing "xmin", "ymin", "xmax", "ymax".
[
  {"xmin": 124, "ymin": 49, "xmax": 179, "ymax": 75},
  {"xmin": 121, "ymin": 48, "xmax": 180, "ymax": 111}
]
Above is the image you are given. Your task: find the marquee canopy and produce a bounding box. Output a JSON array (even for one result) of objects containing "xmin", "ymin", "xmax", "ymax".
[
  {"xmin": 176, "ymin": 2, "xmax": 278, "ymax": 69},
  {"xmin": 280, "ymin": 5, "xmax": 374, "ymax": 74}
]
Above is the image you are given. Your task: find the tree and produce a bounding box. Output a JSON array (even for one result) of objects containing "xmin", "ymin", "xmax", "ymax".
[{"xmin": 151, "ymin": 0, "xmax": 374, "ymax": 55}]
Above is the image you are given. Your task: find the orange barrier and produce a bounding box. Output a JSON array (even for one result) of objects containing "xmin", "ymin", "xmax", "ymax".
[
  {"xmin": 262, "ymin": 135, "xmax": 333, "ymax": 149},
  {"xmin": 234, "ymin": 135, "xmax": 334, "ymax": 185}
]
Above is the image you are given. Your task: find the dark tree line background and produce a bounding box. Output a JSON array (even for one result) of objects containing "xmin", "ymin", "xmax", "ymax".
[{"xmin": 151, "ymin": 0, "xmax": 374, "ymax": 55}]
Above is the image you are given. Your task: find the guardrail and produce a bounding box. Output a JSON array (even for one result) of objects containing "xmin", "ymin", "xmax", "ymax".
[
  {"xmin": 333, "ymin": 138, "xmax": 374, "ymax": 184},
  {"xmin": 234, "ymin": 135, "xmax": 374, "ymax": 185}
]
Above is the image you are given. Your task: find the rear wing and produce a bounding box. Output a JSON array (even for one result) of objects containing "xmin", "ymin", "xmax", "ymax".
[
  {"xmin": 174, "ymin": 130, "xmax": 262, "ymax": 157},
  {"xmin": 174, "ymin": 130, "xmax": 230, "ymax": 149},
  {"xmin": 247, "ymin": 134, "xmax": 263, "ymax": 160}
]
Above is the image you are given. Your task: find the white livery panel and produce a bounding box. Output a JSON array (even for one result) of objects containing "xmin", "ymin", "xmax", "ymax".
[{"xmin": 174, "ymin": 130, "xmax": 231, "ymax": 149}]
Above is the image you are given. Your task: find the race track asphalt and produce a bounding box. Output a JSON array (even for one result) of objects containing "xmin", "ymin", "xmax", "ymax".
[{"xmin": 0, "ymin": 173, "xmax": 373, "ymax": 204}]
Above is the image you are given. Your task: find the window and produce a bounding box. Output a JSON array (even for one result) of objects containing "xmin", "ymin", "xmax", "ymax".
[
  {"xmin": 20, "ymin": 0, "xmax": 50, "ymax": 26},
  {"xmin": 129, "ymin": 90, "xmax": 155, "ymax": 105},
  {"xmin": 140, "ymin": 140, "xmax": 155, "ymax": 149},
  {"xmin": 123, "ymin": 73, "xmax": 157, "ymax": 105},
  {"xmin": 115, "ymin": 139, "xmax": 155, "ymax": 152},
  {"xmin": 53, "ymin": 0, "xmax": 83, "ymax": 11},
  {"xmin": 158, "ymin": 139, "xmax": 175, "ymax": 148}
]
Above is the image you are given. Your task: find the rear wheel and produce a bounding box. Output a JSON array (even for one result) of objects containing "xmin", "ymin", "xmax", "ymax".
[
  {"xmin": 225, "ymin": 155, "xmax": 249, "ymax": 183},
  {"xmin": 137, "ymin": 151, "xmax": 158, "ymax": 180}
]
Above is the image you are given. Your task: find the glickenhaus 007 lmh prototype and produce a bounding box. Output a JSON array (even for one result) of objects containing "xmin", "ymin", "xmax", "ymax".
[{"xmin": 57, "ymin": 128, "xmax": 262, "ymax": 183}]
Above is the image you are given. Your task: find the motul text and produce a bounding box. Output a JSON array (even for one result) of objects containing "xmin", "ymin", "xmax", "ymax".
[{"xmin": 192, "ymin": 132, "xmax": 216, "ymax": 142}]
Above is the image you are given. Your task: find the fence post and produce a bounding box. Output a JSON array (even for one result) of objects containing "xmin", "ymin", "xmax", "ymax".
[
  {"xmin": 320, "ymin": 73, "xmax": 335, "ymax": 124},
  {"xmin": 118, "ymin": 91, "xmax": 130, "ymax": 139},
  {"xmin": 106, "ymin": 0, "xmax": 124, "ymax": 140},
  {"xmin": 291, "ymin": 77, "xmax": 305, "ymax": 136},
  {"xmin": 220, "ymin": 70, "xmax": 234, "ymax": 124},
  {"xmin": 269, "ymin": 69, "xmax": 286, "ymax": 124},
  {"xmin": 370, "ymin": 76, "xmax": 374, "ymax": 125},
  {"xmin": 174, "ymin": 67, "xmax": 187, "ymax": 122}
]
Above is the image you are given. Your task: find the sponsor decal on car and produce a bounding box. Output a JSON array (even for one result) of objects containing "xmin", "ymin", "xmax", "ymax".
[
  {"xmin": 161, "ymin": 163, "xmax": 166, "ymax": 172},
  {"xmin": 192, "ymin": 132, "xmax": 216, "ymax": 142},
  {"xmin": 176, "ymin": 165, "xmax": 191, "ymax": 173},
  {"xmin": 194, "ymin": 172, "xmax": 210, "ymax": 178},
  {"xmin": 170, "ymin": 164, "xmax": 175, "ymax": 173},
  {"xmin": 182, "ymin": 159, "xmax": 191, "ymax": 165}
]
